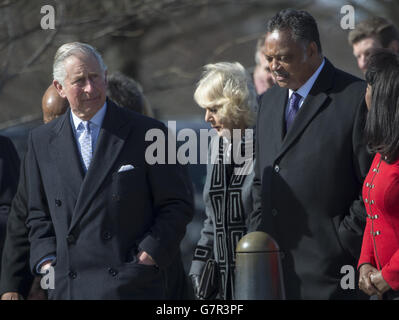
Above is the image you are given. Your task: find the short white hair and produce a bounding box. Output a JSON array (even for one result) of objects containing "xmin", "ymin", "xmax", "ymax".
[
  {"xmin": 53, "ymin": 42, "xmax": 107, "ymax": 86},
  {"xmin": 194, "ymin": 62, "xmax": 257, "ymax": 129}
]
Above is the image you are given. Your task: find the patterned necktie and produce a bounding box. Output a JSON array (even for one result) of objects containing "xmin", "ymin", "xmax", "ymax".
[
  {"xmin": 285, "ymin": 92, "xmax": 302, "ymax": 131},
  {"xmin": 78, "ymin": 121, "xmax": 92, "ymax": 172}
]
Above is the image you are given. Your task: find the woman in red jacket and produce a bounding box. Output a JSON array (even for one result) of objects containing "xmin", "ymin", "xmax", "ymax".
[{"xmin": 358, "ymin": 50, "xmax": 399, "ymax": 300}]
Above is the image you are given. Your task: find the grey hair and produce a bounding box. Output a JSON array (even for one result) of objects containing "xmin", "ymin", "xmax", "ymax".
[
  {"xmin": 267, "ymin": 8, "xmax": 322, "ymax": 54},
  {"xmin": 53, "ymin": 42, "xmax": 107, "ymax": 86}
]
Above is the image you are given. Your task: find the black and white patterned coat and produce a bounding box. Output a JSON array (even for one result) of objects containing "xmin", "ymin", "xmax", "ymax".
[{"xmin": 190, "ymin": 132, "xmax": 256, "ymax": 299}]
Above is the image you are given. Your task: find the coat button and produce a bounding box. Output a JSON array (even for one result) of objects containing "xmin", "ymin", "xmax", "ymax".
[
  {"xmin": 67, "ymin": 234, "xmax": 76, "ymax": 244},
  {"xmin": 274, "ymin": 165, "xmax": 280, "ymax": 173},
  {"xmin": 68, "ymin": 271, "xmax": 77, "ymax": 279},
  {"xmin": 103, "ymin": 232, "xmax": 112, "ymax": 240},
  {"xmin": 55, "ymin": 199, "xmax": 62, "ymax": 207},
  {"xmin": 108, "ymin": 268, "xmax": 118, "ymax": 277},
  {"xmin": 112, "ymin": 194, "xmax": 120, "ymax": 201},
  {"xmin": 271, "ymin": 208, "xmax": 278, "ymax": 216}
]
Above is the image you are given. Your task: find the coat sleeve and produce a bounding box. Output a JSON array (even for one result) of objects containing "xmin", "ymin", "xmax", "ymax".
[
  {"xmin": 137, "ymin": 124, "xmax": 194, "ymax": 268},
  {"xmin": 189, "ymin": 145, "xmax": 215, "ymax": 277},
  {"xmin": 337, "ymin": 95, "xmax": 373, "ymax": 259},
  {"xmin": 381, "ymin": 249, "xmax": 399, "ymax": 290},
  {"xmin": 0, "ymin": 155, "xmax": 34, "ymax": 297},
  {"xmin": 0, "ymin": 135, "xmax": 20, "ymax": 284},
  {"xmin": 247, "ymin": 111, "xmax": 263, "ymax": 233},
  {"xmin": 189, "ymin": 201, "xmax": 215, "ymax": 277},
  {"xmin": 381, "ymin": 176, "xmax": 399, "ymax": 290},
  {"xmin": 247, "ymin": 141, "xmax": 263, "ymax": 232},
  {"xmin": 25, "ymin": 132, "xmax": 57, "ymax": 274}
]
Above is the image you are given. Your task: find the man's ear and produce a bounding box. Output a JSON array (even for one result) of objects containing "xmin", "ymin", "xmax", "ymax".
[
  {"xmin": 388, "ymin": 40, "xmax": 399, "ymax": 54},
  {"xmin": 53, "ymin": 80, "xmax": 66, "ymax": 98},
  {"xmin": 307, "ymin": 41, "xmax": 319, "ymax": 58}
]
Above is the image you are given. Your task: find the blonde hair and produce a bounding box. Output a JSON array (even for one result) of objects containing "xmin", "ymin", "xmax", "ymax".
[{"xmin": 194, "ymin": 62, "xmax": 256, "ymax": 129}]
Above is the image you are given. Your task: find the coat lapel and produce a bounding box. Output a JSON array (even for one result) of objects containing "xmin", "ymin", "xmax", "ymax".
[
  {"xmin": 68, "ymin": 101, "xmax": 133, "ymax": 232},
  {"xmin": 49, "ymin": 110, "xmax": 84, "ymax": 202},
  {"xmin": 261, "ymin": 85, "xmax": 287, "ymax": 155},
  {"xmin": 276, "ymin": 59, "xmax": 335, "ymax": 159}
]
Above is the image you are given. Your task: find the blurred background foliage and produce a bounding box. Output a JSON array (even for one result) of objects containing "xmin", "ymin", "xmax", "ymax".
[{"xmin": 0, "ymin": 0, "xmax": 398, "ymax": 126}]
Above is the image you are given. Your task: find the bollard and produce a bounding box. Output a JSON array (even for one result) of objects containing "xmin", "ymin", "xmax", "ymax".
[{"xmin": 234, "ymin": 231, "xmax": 285, "ymax": 300}]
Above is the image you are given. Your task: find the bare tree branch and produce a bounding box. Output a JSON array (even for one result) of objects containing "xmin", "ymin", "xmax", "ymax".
[{"xmin": 0, "ymin": 0, "xmax": 394, "ymax": 96}]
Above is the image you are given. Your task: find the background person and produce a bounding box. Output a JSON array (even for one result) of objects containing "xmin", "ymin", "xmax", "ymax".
[
  {"xmin": 189, "ymin": 62, "xmax": 257, "ymax": 300},
  {"xmin": 42, "ymin": 84, "xmax": 69, "ymax": 124},
  {"xmin": 253, "ymin": 34, "xmax": 275, "ymax": 95},
  {"xmin": 106, "ymin": 71, "xmax": 154, "ymax": 118},
  {"xmin": 348, "ymin": 16, "xmax": 399, "ymax": 75},
  {"xmin": 358, "ymin": 50, "xmax": 399, "ymax": 300}
]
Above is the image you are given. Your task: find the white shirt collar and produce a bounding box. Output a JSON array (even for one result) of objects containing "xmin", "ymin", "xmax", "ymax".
[
  {"xmin": 71, "ymin": 101, "xmax": 107, "ymax": 130},
  {"xmin": 289, "ymin": 58, "xmax": 325, "ymax": 101}
]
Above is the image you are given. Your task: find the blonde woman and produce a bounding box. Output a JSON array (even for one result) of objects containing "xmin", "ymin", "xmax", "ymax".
[{"xmin": 189, "ymin": 62, "xmax": 257, "ymax": 299}]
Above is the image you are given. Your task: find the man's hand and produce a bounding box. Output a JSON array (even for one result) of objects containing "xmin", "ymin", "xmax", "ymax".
[
  {"xmin": 137, "ymin": 250, "xmax": 156, "ymax": 266},
  {"xmin": 359, "ymin": 263, "xmax": 379, "ymax": 296},
  {"xmin": 1, "ymin": 292, "xmax": 23, "ymax": 300},
  {"xmin": 370, "ymin": 271, "xmax": 391, "ymax": 295}
]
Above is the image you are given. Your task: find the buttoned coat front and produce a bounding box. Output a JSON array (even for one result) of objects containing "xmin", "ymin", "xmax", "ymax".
[
  {"xmin": 26, "ymin": 100, "xmax": 194, "ymax": 299},
  {"xmin": 358, "ymin": 154, "xmax": 399, "ymax": 291}
]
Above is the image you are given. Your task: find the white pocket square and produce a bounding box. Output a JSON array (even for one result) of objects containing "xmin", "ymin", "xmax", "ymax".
[{"xmin": 118, "ymin": 164, "xmax": 135, "ymax": 172}]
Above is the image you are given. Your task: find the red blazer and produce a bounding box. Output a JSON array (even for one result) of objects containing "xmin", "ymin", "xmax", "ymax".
[{"xmin": 358, "ymin": 153, "xmax": 399, "ymax": 290}]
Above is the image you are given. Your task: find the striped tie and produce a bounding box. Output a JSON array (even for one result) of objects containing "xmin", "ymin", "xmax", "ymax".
[{"xmin": 78, "ymin": 121, "xmax": 92, "ymax": 172}]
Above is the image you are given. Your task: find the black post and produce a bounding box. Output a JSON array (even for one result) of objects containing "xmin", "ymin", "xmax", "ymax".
[{"xmin": 234, "ymin": 231, "xmax": 285, "ymax": 300}]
